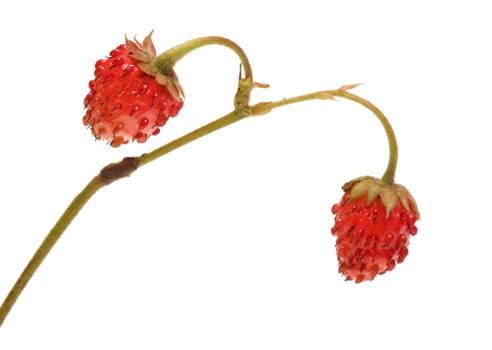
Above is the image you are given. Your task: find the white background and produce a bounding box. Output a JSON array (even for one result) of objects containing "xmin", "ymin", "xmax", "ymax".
[{"xmin": 0, "ymin": 1, "xmax": 491, "ymax": 349}]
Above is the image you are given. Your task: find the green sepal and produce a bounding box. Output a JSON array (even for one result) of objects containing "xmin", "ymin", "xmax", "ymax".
[
  {"xmin": 379, "ymin": 186, "xmax": 398, "ymax": 216},
  {"xmin": 349, "ymin": 179, "xmax": 371, "ymax": 200},
  {"xmin": 366, "ymin": 182, "xmax": 382, "ymax": 204},
  {"xmin": 396, "ymin": 185, "xmax": 420, "ymax": 219},
  {"xmin": 342, "ymin": 175, "xmax": 374, "ymax": 192},
  {"xmin": 342, "ymin": 176, "xmax": 419, "ymax": 219},
  {"xmin": 125, "ymin": 31, "xmax": 184, "ymax": 102}
]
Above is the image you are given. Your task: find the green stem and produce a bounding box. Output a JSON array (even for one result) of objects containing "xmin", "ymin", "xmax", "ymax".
[
  {"xmin": 0, "ymin": 176, "xmax": 105, "ymax": 327},
  {"xmin": 330, "ymin": 90, "xmax": 398, "ymax": 184},
  {"xmin": 154, "ymin": 36, "xmax": 255, "ymax": 109},
  {"xmin": 0, "ymin": 110, "xmax": 250, "ymax": 328},
  {"xmin": 155, "ymin": 36, "xmax": 252, "ymax": 81},
  {"xmin": 139, "ymin": 110, "xmax": 248, "ymax": 167},
  {"xmin": 0, "ymin": 86, "xmax": 398, "ymax": 328}
]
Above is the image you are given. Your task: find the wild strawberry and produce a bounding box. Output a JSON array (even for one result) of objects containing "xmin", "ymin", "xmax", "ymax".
[
  {"xmin": 83, "ymin": 32, "xmax": 184, "ymax": 147},
  {"xmin": 331, "ymin": 176, "xmax": 419, "ymax": 283}
]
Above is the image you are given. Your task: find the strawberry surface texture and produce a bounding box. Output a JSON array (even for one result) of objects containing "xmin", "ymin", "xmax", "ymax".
[
  {"xmin": 331, "ymin": 177, "xmax": 419, "ymax": 283},
  {"xmin": 83, "ymin": 36, "xmax": 183, "ymax": 147}
]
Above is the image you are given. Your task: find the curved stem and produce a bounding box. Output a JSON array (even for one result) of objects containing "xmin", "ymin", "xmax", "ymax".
[
  {"xmin": 0, "ymin": 85, "xmax": 398, "ymax": 328},
  {"xmin": 247, "ymin": 88, "xmax": 398, "ymax": 183},
  {"xmin": 154, "ymin": 36, "xmax": 255, "ymax": 109},
  {"xmin": 156, "ymin": 36, "xmax": 252, "ymax": 81},
  {"xmin": 330, "ymin": 90, "xmax": 398, "ymax": 184},
  {"xmin": 0, "ymin": 110, "xmax": 250, "ymax": 328}
]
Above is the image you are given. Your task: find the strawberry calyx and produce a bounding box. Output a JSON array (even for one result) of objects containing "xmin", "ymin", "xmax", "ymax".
[
  {"xmin": 125, "ymin": 31, "xmax": 184, "ymax": 101},
  {"xmin": 342, "ymin": 176, "xmax": 419, "ymax": 219}
]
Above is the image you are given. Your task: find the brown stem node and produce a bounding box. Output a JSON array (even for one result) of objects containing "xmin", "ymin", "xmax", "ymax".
[{"xmin": 100, "ymin": 157, "xmax": 140, "ymax": 184}]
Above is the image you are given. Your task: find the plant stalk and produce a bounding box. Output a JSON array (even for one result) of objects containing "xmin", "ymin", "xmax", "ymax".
[{"xmin": 0, "ymin": 86, "xmax": 399, "ymax": 327}]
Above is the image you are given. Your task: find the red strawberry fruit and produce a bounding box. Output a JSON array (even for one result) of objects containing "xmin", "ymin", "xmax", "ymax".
[
  {"xmin": 83, "ymin": 32, "xmax": 184, "ymax": 147},
  {"xmin": 331, "ymin": 176, "xmax": 419, "ymax": 283}
]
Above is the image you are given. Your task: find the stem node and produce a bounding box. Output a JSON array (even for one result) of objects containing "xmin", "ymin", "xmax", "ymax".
[{"xmin": 100, "ymin": 157, "xmax": 140, "ymax": 185}]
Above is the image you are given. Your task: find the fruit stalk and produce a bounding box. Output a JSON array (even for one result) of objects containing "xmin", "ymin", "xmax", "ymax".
[
  {"xmin": 331, "ymin": 90, "xmax": 398, "ymax": 184},
  {"xmin": 155, "ymin": 36, "xmax": 253, "ymax": 82},
  {"xmin": 0, "ymin": 86, "xmax": 402, "ymax": 326},
  {"xmin": 154, "ymin": 36, "xmax": 255, "ymax": 109}
]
